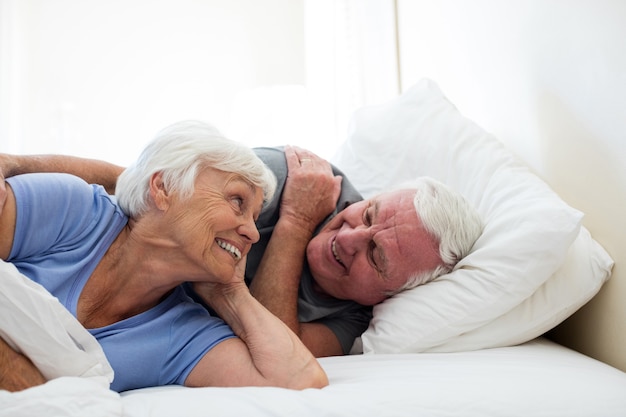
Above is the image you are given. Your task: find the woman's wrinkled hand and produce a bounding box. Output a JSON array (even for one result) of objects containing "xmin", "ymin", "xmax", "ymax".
[
  {"xmin": 192, "ymin": 255, "xmax": 249, "ymax": 308},
  {"xmin": 280, "ymin": 146, "xmax": 342, "ymax": 235}
]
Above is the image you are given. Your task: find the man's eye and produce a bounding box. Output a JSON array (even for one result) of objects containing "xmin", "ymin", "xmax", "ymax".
[
  {"xmin": 363, "ymin": 207, "xmax": 371, "ymax": 226},
  {"xmin": 368, "ymin": 241, "xmax": 378, "ymax": 269}
]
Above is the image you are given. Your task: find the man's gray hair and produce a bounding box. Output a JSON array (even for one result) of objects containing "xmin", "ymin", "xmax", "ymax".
[
  {"xmin": 116, "ymin": 120, "xmax": 277, "ymax": 217},
  {"xmin": 392, "ymin": 177, "xmax": 483, "ymax": 294}
]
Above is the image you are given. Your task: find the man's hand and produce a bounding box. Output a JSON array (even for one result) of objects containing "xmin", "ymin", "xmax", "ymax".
[{"xmin": 280, "ymin": 146, "xmax": 342, "ymax": 235}]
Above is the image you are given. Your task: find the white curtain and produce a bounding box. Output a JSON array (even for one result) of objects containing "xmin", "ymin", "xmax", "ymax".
[
  {"xmin": 304, "ymin": 0, "xmax": 399, "ymax": 157},
  {"xmin": 229, "ymin": 0, "xmax": 399, "ymax": 160}
]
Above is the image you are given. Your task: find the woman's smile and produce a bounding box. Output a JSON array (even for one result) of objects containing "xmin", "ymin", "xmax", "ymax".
[{"xmin": 216, "ymin": 238, "xmax": 242, "ymax": 260}]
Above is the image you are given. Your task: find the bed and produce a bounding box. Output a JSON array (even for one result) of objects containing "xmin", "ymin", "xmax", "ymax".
[{"xmin": 2, "ymin": 1, "xmax": 626, "ymax": 416}]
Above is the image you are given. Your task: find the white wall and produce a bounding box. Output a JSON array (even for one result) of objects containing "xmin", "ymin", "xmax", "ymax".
[
  {"xmin": 397, "ymin": 0, "xmax": 626, "ymax": 371},
  {"xmin": 1, "ymin": 0, "xmax": 305, "ymax": 166}
]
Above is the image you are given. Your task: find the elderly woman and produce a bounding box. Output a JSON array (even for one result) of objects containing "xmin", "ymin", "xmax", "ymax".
[{"xmin": 0, "ymin": 121, "xmax": 328, "ymax": 392}]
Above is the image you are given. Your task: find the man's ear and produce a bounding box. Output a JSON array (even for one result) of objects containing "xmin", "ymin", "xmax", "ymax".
[{"xmin": 149, "ymin": 172, "xmax": 170, "ymax": 211}]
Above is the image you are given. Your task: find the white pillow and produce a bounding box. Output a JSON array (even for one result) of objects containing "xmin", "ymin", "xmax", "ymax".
[
  {"xmin": 426, "ymin": 226, "xmax": 613, "ymax": 352},
  {"xmin": 331, "ymin": 78, "xmax": 610, "ymax": 353},
  {"xmin": 0, "ymin": 260, "xmax": 113, "ymax": 386}
]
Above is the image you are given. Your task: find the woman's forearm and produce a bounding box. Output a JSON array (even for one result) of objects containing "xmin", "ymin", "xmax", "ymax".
[{"xmin": 196, "ymin": 282, "xmax": 328, "ymax": 389}]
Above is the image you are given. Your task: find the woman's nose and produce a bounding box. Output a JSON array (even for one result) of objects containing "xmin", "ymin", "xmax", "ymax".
[{"xmin": 240, "ymin": 217, "xmax": 260, "ymax": 243}]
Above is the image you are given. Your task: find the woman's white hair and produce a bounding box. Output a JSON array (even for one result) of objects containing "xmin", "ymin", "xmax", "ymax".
[
  {"xmin": 116, "ymin": 120, "xmax": 276, "ymax": 217},
  {"xmin": 391, "ymin": 177, "xmax": 483, "ymax": 294}
]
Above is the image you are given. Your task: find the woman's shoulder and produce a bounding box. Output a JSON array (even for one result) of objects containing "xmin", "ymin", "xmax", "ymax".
[
  {"xmin": 10, "ymin": 172, "xmax": 120, "ymax": 218},
  {"xmin": 8, "ymin": 172, "xmax": 93, "ymax": 196},
  {"xmin": 7, "ymin": 173, "xmax": 125, "ymax": 260}
]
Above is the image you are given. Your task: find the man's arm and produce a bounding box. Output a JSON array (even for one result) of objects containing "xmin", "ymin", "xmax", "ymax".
[
  {"xmin": 187, "ymin": 261, "xmax": 328, "ymax": 389},
  {"xmin": 0, "ymin": 337, "xmax": 46, "ymax": 392},
  {"xmin": 249, "ymin": 147, "xmax": 344, "ymax": 357},
  {"xmin": 0, "ymin": 153, "xmax": 123, "ymax": 194}
]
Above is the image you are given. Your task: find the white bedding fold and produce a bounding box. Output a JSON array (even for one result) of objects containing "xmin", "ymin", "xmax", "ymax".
[
  {"xmin": 0, "ymin": 259, "xmax": 113, "ymax": 384},
  {"xmin": 0, "ymin": 377, "xmax": 121, "ymax": 417}
]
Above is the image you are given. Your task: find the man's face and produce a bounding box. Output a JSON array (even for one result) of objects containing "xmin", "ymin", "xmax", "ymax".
[{"xmin": 306, "ymin": 189, "xmax": 442, "ymax": 306}]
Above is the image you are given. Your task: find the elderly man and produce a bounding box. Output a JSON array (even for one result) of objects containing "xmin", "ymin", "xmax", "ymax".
[{"xmin": 0, "ymin": 146, "xmax": 482, "ymax": 358}]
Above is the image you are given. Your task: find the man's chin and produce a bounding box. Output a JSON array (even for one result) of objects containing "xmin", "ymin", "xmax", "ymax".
[{"xmin": 310, "ymin": 276, "xmax": 334, "ymax": 299}]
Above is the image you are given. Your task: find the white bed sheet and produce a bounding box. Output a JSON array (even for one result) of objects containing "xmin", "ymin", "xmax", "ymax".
[
  {"xmin": 4, "ymin": 337, "xmax": 625, "ymax": 416},
  {"xmin": 120, "ymin": 338, "xmax": 626, "ymax": 417}
]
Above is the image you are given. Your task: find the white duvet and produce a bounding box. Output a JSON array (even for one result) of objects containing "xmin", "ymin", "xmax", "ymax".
[{"xmin": 0, "ymin": 259, "xmax": 118, "ymax": 417}]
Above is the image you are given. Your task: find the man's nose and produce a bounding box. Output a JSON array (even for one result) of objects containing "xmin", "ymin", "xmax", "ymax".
[{"xmin": 336, "ymin": 224, "xmax": 370, "ymax": 254}]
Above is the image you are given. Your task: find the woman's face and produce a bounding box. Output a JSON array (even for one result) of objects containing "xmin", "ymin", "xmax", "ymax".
[{"xmin": 164, "ymin": 167, "xmax": 264, "ymax": 283}]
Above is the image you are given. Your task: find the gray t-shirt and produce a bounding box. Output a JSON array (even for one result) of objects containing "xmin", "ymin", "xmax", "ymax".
[
  {"xmin": 186, "ymin": 147, "xmax": 372, "ymax": 354},
  {"xmin": 246, "ymin": 147, "xmax": 372, "ymax": 354}
]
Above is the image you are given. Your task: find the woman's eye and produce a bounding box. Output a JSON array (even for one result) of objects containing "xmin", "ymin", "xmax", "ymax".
[{"xmin": 231, "ymin": 196, "xmax": 244, "ymax": 211}]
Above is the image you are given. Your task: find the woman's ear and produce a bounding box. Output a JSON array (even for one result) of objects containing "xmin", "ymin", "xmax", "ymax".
[{"xmin": 149, "ymin": 172, "xmax": 170, "ymax": 211}]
